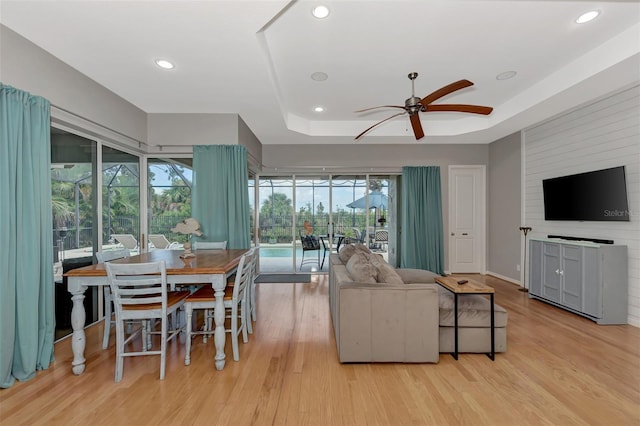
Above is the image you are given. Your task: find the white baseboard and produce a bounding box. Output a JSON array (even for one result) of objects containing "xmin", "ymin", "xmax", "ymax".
[{"xmin": 486, "ymin": 270, "xmax": 521, "ymax": 286}]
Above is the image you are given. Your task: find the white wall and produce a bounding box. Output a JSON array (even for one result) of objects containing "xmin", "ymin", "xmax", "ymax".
[{"xmin": 523, "ymin": 84, "xmax": 640, "ymax": 326}]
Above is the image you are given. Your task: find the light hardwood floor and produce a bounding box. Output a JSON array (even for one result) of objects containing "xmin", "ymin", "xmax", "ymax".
[{"xmin": 1, "ymin": 274, "xmax": 639, "ymax": 425}]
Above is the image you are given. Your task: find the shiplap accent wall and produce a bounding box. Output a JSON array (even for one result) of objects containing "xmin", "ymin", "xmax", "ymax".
[{"xmin": 523, "ymin": 84, "xmax": 640, "ymax": 326}]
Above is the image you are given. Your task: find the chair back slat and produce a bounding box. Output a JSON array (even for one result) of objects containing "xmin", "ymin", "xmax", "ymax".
[
  {"xmin": 231, "ymin": 249, "xmax": 254, "ymax": 302},
  {"xmin": 193, "ymin": 241, "xmax": 228, "ymax": 250},
  {"xmin": 105, "ymin": 261, "xmax": 168, "ymax": 310}
]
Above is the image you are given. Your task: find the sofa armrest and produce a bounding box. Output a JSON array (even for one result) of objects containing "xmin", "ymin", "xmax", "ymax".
[{"xmin": 338, "ymin": 283, "xmax": 439, "ymax": 363}]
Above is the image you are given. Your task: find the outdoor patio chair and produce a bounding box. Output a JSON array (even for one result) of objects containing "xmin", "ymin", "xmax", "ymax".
[
  {"xmin": 111, "ymin": 234, "xmax": 138, "ymax": 250},
  {"xmin": 148, "ymin": 234, "xmax": 180, "ymax": 249},
  {"xmin": 299, "ymin": 229, "xmax": 321, "ymax": 270},
  {"xmin": 374, "ymin": 229, "xmax": 389, "ymax": 251}
]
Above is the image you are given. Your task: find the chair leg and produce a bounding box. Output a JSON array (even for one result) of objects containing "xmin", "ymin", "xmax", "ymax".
[
  {"xmin": 251, "ymin": 283, "xmax": 257, "ymax": 322},
  {"xmin": 241, "ymin": 301, "xmax": 249, "ymax": 344},
  {"xmin": 159, "ymin": 316, "xmax": 167, "ymax": 380},
  {"xmin": 185, "ymin": 304, "xmax": 193, "ymax": 366},
  {"xmin": 114, "ymin": 318, "xmax": 125, "ymax": 383},
  {"xmin": 231, "ymin": 306, "xmax": 239, "ymax": 361},
  {"xmin": 102, "ymin": 286, "xmax": 112, "ymax": 350}
]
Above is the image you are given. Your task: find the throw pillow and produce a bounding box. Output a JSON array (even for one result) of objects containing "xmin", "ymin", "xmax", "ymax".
[
  {"xmin": 370, "ymin": 257, "xmax": 404, "ymax": 285},
  {"xmin": 338, "ymin": 244, "xmax": 358, "ymax": 263},
  {"xmin": 354, "ymin": 243, "xmax": 371, "ymax": 254},
  {"xmin": 345, "ymin": 252, "xmax": 378, "ymax": 283}
]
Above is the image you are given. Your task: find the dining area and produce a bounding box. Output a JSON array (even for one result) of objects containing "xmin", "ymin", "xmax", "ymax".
[{"xmin": 64, "ymin": 246, "xmax": 259, "ymax": 382}]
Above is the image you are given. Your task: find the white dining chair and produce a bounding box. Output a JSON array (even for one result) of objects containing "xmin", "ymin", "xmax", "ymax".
[
  {"xmin": 183, "ymin": 248, "xmax": 254, "ymax": 365},
  {"xmin": 192, "ymin": 241, "xmax": 227, "ymax": 250},
  {"xmin": 105, "ymin": 260, "xmax": 188, "ymax": 382},
  {"xmin": 96, "ymin": 248, "xmax": 130, "ymax": 349},
  {"xmin": 247, "ymin": 247, "xmax": 259, "ymax": 333}
]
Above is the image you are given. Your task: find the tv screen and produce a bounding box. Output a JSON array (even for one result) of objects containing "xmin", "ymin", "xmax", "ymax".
[{"xmin": 543, "ymin": 166, "xmax": 630, "ymax": 221}]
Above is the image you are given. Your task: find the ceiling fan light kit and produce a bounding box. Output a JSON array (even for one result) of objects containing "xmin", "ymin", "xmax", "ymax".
[{"xmin": 355, "ymin": 72, "xmax": 493, "ymax": 141}]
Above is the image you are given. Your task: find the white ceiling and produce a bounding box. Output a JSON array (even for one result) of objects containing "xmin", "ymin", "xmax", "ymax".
[{"xmin": 1, "ymin": 0, "xmax": 639, "ymax": 145}]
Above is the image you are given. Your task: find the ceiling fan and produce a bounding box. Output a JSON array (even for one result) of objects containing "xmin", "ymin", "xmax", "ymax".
[{"xmin": 354, "ymin": 72, "xmax": 493, "ymax": 141}]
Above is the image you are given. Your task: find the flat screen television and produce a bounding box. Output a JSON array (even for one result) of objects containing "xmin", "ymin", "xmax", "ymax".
[{"xmin": 542, "ymin": 166, "xmax": 630, "ymax": 221}]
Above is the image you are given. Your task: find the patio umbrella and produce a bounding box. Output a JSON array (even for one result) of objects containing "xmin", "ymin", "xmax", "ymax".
[
  {"xmin": 347, "ymin": 191, "xmax": 388, "ymax": 245},
  {"xmin": 346, "ymin": 190, "xmax": 388, "ymax": 210}
]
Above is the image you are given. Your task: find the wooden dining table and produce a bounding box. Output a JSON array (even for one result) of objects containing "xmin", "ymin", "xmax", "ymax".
[{"xmin": 64, "ymin": 248, "xmax": 249, "ymax": 375}]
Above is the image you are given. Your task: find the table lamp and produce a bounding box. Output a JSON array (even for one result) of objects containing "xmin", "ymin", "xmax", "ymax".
[{"xmin": 171, "ymin": 218, "xmax": 203, "ymax": 258}]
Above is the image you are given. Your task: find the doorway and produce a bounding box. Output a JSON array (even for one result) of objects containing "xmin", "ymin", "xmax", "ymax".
[{"xmin": 448, "ymin": 165, "xmax": 486, "ymax": 273}]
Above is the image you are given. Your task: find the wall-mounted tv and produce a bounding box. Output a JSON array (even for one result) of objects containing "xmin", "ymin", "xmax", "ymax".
[{"xmin": 542, "ymin": 166, "xmax": 630, "ymax": 221}]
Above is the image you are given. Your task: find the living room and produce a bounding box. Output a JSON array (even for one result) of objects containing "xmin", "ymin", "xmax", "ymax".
[{"xmin": 1, "ymin": 1, "xmax": 639, "ymax": 423}]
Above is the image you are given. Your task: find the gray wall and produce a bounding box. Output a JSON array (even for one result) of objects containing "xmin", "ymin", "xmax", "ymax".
[
  {"xmin": 147, "ymin": 113, "xmax": 239, "ymax": 146},
  {"xmin": 0, "ymin": 25, "xmax": 147, "ymax": 143},
  {"xmin": 487, "ymin": 132, "xmax": 522, "ymax": 282},
  {"xmin": 263, "ymin": 143, "xmax": 490, "ymax": 272}
]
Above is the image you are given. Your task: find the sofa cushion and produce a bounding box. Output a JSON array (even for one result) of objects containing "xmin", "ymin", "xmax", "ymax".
[
  {"xmin": 438, "ymin": 291, "xmax": 508, "ymax": 328},
  {"xmin": 396, "ymin": 268, "xmax": 440, "ymax": 284},
  {"xmin": 345, "ymin": 252, "xmax": 378, "ymax": 283}
]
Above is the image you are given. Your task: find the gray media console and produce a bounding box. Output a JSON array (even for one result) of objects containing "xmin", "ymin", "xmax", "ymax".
[{"xmin": 528, "ymin": 237, "xmax": 628, "ymax": 324}]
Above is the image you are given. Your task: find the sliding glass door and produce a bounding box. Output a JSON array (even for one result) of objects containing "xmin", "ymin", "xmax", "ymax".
[
  {"xmin": 147, "ymin": 158, "xmax": 192, "ymax": 247},
  {"xmin": 255, "ymin": 174, "xmax": 395, "ymax": 273},
  {"xmin": 258, "ymin": 178, "xmax": 294, "ymax": 272},
  {"xmin": 51, "ymin": 129, "xmax": 99, "ymax": 340}
]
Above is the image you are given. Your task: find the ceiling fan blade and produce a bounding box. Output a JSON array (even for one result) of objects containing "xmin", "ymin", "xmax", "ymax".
[
  {"xmin": 425, "ymin": 104, "xmax": 493, "ymax": 115},
  {"xmin": 409, "ymin": 114, "xmax": 424, "ymax": 140},
  {"xmin": 420, "ymin": 80, "xmax": 474, "ymax": 106},
  {"xmin": 355, "ymin": 105, "xmax": 406, "ymax": 113},
  {"xmin": 354, "ymin": 112, "xmax": 406, "ymax": 140}
]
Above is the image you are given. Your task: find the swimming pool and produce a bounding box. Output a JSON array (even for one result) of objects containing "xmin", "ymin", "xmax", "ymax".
[{"xmin": 258, "ymin": 246, "xmax": 302, "ymax": 258}]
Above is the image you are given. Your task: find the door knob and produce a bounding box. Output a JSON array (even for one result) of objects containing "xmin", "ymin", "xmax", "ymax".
[
  {"xmin": 451, "ymin": 232, "xmax": 455, "ymax": 236},
  {"xmin": 555, "ymin": 269, "xmax": 560, "ymax": 274},
  {"xmin": 559, "ymin": 270, "xmax": 564, "ymax": 276},
  {"xmin": 462, "ymin": 233, "xmax": 468, "ymax": 236}
]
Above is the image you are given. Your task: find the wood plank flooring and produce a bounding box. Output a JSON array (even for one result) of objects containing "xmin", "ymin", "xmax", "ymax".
[{"xmin": 1, "ymin": 274, "xmax": 639, "ymax": 425}]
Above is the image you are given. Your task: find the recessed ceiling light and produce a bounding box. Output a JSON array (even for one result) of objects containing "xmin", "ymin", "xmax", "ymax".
[
  {"xmin": 155, "ymin": 59, "xmax": 175, "ymax": 69},
  {"xmin": 576, "ymin": 10, "xmax": 599, "ymax": 24},
  {"xmin": 314, "ymin": 106, "xmax": 325, "ymax": 112},
  {"xmin": 496, "ymin": 71, "xmax": 517, "ymax": 80},
  {"xmin": 311, "ymin": 71, "xmax": 328, "ymax": 81},
  {"xmin": 312, "ymin": 5, "xmax": 330, "ymax": 19}
]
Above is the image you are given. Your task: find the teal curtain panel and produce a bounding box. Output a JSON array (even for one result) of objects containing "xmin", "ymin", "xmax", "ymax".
[
  {"xmin": 400, "ymin": 166, "xmax": 445, "ymax": 275},
  {"xmin": 0, "ymin": 84, "xmax": 55, "ymax": 388},
  {"xmin": 192, "ymin": 145, "xmax": 251, "ymax": 249}
]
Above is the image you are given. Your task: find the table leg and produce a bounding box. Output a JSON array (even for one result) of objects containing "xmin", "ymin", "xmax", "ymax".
[
  {"xmin": 68, "ymin": 282, "xmax": 87, "ymax": 375},
  {"xmin": 488, "ymin": 293, "xmax": 495, "ymax": 361},
  {"xmin": 213, "ymin": 277, "xmax": 227, "ymax": 370},
  {"xmin": 453, "ymin": 293, "xmax": 459, "ymax": 360}
]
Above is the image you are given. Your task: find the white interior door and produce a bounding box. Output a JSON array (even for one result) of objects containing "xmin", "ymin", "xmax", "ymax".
[{"xmin": 448, "ymin": 165, "xmax": 485, "ymax": 273}]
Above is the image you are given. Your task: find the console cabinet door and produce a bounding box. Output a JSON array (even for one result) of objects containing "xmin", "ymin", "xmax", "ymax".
[
  {"xmin": 560, "ymin": 244, "xmax": 583, "ymax": 311},
  {"xmin": 542, "ymin": 243, "xmax": 561, "ymax": 303}
]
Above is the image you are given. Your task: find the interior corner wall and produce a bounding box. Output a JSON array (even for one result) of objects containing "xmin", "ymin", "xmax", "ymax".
[
  {"xmin": 487, "ymin": 132, "xmax": 522, "ymax": 283},
  {"xmin": 523, "ymin": 84, "xmax": 640, "ymax": 326},
  {"xmin": 238, "ymin": 116, "xmax": 263, "ymax": 172},
  {"xmin": 0, "ymin": 24, "xmax": 146, "ymax": 145},
  {"xmin": 147, "ymin": 113, "xmax": 239, "ymax": 148}
]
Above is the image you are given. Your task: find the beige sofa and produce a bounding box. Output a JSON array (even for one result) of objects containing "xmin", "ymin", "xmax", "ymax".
[{"xmin": 329, "ymin": 245, "xmax": 508, "ymax": 363}]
